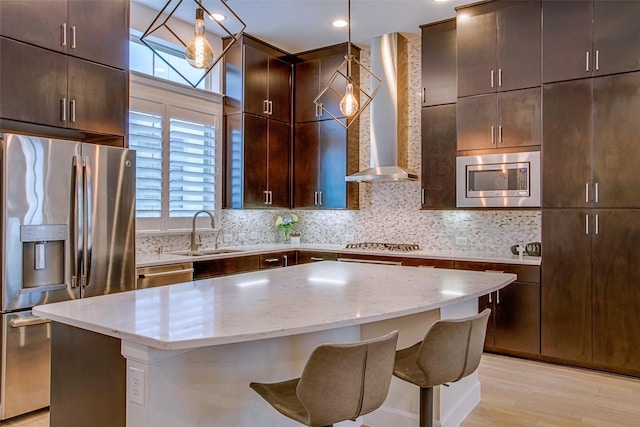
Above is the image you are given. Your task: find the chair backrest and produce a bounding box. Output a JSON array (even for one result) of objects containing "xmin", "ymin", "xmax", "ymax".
[
  {"xmin": 416, "ymin": 309, "xmax": 491, "ymax": 388},
  {"xmin": 296, "ymin": 330, "xmax": 399, "ymax": 426}
]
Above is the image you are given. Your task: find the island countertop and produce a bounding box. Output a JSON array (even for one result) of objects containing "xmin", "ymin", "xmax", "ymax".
[{"xmin": 33, "ymin": 261, "xmax": 516, "ymax": 351}]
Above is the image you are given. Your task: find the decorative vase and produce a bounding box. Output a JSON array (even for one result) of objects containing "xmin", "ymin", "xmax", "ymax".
[{"xmin": 282, "ymin": 227, "xmax": 291, "ymax": 243}]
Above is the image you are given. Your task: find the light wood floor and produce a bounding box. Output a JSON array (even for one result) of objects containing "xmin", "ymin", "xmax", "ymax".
[
  {"xmin": 463, "ymin": 353, "xmax": 640, "ymax": 426},
  {"xmin": 3, "ymin": 353, "xmax": 640, "ymax": 426}
]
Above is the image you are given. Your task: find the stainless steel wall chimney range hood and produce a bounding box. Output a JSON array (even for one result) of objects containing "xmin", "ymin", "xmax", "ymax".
[{"xmin": 346, "ymin": 33, "xmax": 419, "ymax": 182}]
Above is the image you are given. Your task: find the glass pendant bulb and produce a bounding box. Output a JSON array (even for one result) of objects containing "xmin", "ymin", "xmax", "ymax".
[
  {"xmin": 185, "ymin": 8, "xmax": 214, "ymax": 69},
  {"xmin": 340, "ymin": 82, "xmax": 359, "ymax": 117}
]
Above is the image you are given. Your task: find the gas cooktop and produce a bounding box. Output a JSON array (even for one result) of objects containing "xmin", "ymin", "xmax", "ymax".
[{"xmin": 345, "ymin": 242, "xmax": 421, "ymax": 252}]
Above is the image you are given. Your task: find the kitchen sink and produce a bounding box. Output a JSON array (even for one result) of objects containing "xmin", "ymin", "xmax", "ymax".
[{"xmin": 170, "ymin": 249, "xmax": 244, "ymax": 257}]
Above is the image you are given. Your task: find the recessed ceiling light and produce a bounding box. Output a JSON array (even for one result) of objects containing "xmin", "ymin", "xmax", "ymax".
[
  {"xmin": 209, "ymin": 13, "xmax": 226, "ymax": 21},
  {"xmin": 433, "ymin": 0, "xmax": 450, "ymax": 3},
  {"xmin": 332, "ymin": 19, "xmax": 348, "ymax": 28}
]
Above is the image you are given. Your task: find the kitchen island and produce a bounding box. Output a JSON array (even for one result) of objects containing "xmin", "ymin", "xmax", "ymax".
[{"xmin": 34, "ymin": 261, "xmax": 516, "ymax": 427}]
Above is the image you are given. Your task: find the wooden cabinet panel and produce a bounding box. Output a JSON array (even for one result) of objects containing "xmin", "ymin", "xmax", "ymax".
[
  {"xmin": 493, "ymin": 282, "xmax": 540, "ymax": 354},
  {"xmin": 294, "ymin": 59, "xmax": 320, "ymax": 123},
  {"xmin": 592, "ymin": 1, "xmax": 640, "ymax": 77},
  {"xmin": 592, "ymin": 72, "xmax": 640, "ymax": 208},
  {"xmin": 266, "ymin": 56, "xmax": 291, "ymax": 123},
  {"xmin": 243, "ymin": 45, "xmax": 291, "ymax": 123},
  {"xmin": 0, "ymin": 0, "xmax": 128, "ymax": 70},
  {"xmin": 420, "ymin": 104, "xmax": 456, "ymax": 209},
  {"xmin": 542, "ymin": 0, "xmax": 592, "ymax": 83},
  {"xmin": 497, "ymin": 87, "xmax": 541, "ymax": 148},
  {"xmin": 542, "ymin": 80, "xmax": 592, "ymax": 208},
  {"xmin": 454, "ymin": 261, "xmax": 540, "ymax": 284},
  {"xmin": 0, "ymin": 0, "xmax": 68, "ymax": 53},
  {"xmin": 457, "ymin": 88, "xmax": 540, "ymax": 151},
  {"xmin": 293, "ymin": 122, "xmax": 321, "ymax": 207},
  {"xmin": 0, "ymin": 38, "xmax": 67, "ymax": 127},
  {"xmin": 67, "ymin": 58, "xmax": 126, "ymax": 136},
  {"xmin": 457, "ymin": 10, "xmax": 496, "ymax": 97},
  {"xmin": 543, "ymin": 0, "xmax": 640, "ymax": 83},
  {"xmin": 296, "ymin": 251, "xmax": 338, "ymax": 264},
  {"xmin": 401, "ymin": 258, "xmax": 454, "ymax": 269},
  {"xmin": 229, "ymin": 114, "xmax": 290, "ymax": 209},
  {"xmin": 592, "ymin": 210, "xmax": 640, "ymax": 374},
  {"xmin": 193, "ymin": 255, "xmax": 260, "ymax": 279},
  {"xmin": 67, "ymin": 0, "xmax": 129, "ymax": 70},
  {"xmin": 496, "ymin": 0, "xmax": 541, "ymax": 92},
  {"xmin": 421, "ymin": 19, "xmax": 457, "ymax": 106},
  {"xmin": 458, "ymin": 0, "xmax": 541, "ymax": 97},
  {"xmin": 541, "ymin": 209, "xmax": 592, "ymax": 363}
]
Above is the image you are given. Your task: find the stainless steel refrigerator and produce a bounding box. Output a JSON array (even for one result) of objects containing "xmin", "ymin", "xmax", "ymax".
[{"xmin": 0, "ymin": 133, "xmax": 136, "ymax": 419}]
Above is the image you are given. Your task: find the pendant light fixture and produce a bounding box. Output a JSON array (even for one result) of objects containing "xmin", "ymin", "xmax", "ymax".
[
  {"xmin": 141, "ymin": 0, "xmax": 246, "ymax": 88},
  {"xmin": 314, "ymin": 0, "xmax": 382, "ymax": 128}
]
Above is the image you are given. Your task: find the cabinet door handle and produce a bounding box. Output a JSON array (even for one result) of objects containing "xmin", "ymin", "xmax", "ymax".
[
  {"xmin": 70, "ymin": 99, "xmax": 76, "ymax": 123},
  {"xmin": 586, "ymin": 51, "xmax": 590, "ymax": 72},
  {"xmin": 498, "ymin": 69, "xmax": 502, "ymax": 87},
  {"xmin": 61, "ymin": 23, "xmax": 67, "ymax": 47},
  {"xmin": 498, "ymin": 125, "xmax": 503, "ymax": 144},
  {"xmin": 264, "ymin": 258, "xmax": 280, "ymax": 263},
  {"xmin": 263, "ymin": 100, "xmax": 269, "ymax": 114},
  {"xmin": 314, "ymin": 191, "xmax": 318, "ymax": 205},
  {"xmin": 491, "ymin": 126, "xmax": 495, "ymax": 144},
  {"xmin": 490, "ymin": 69, "xmax": 495, "ymax": 88},
  {"xmin": 586, "ymin": 214, "xmax": 589, "ymax": 235},
  {"xmin": 268, "ymin": 100, "xmax": 273, "ymax": 115},
  {"xmin": 422, "ymin": 87, "xmax": 426, "ymax": 103},
  {"xmin": 488, "ymin": 292, "xmax": 492, "ymax": 303},
  {"xmin": 263, "ymin": 190, "xmax": 269, "ymax": 205},
  {"xmin": 585, "ymin": 182, "xmax": 590, "ymax": 203},
  {"xmin": 421, "ymin": 188, "xmax": 425, "ymax": 205},
  {"xmin": 318, "ymin": 191, "xmax": 323, "ymax": 206},
  {"xmin": 71, "ymin": 25, "xmax": 77, "ymax": 49},
  {"xmin": 595, "ymin": 214, "xmax": 599, "ymax": 235},
  {"xmin": 60, "ymin": 98, "xmax": 67, "ymax": 121},
  {"xmin": 496, "ymin": 289, "xmax": 500, "ymax": 304},
  {"xmin": 268, "ymin": 190, "xmax": 273, "ymax": 205},
  {"xmin": 594, "ymin": 182, "xmax": 599, "ymax": 203},
  {"xmin": 283, "ymin": 254, "xmax": 288, "ymax": 267},
  {"xmin": 310, "ymin": 257, "xmax": 325, "ymax": 261},
  {"xmin": 595, "ymin": 50, "xmax": 599, "ymax": 71},
  {"xmin": 319, "ymin": 102, "xmax": 323, "ymax": 117}
]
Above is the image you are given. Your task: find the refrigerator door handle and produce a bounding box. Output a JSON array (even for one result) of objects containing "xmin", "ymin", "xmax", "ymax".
[
  {"xmin": 71, "ymin": 155, "xmax": 83, "ymax": 289},
  {"xmin": 82, "ymin": 156, "xmax": 92, "ymax": 290}
]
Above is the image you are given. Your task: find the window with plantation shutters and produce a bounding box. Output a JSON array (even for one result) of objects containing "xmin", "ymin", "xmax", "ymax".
[{"xmin": 129, "ymin": 73, "xmax": 222, "ymax": 231}]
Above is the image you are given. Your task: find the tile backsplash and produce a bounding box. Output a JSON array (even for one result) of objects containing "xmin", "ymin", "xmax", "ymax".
[{"xmin": 137, "ymin": 34, "xmax": 541, "ymax": 256}]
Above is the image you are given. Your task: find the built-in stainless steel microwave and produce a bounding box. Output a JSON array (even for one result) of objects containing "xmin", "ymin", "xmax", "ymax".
[{"xmin": 456, "ymin": 151, "xmax": 540, "ymax": 208}]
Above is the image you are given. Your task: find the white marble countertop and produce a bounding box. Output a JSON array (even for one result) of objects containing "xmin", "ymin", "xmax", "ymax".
[
  {"xmin": 34, "ymin": 261, "xmax": 516, "ymax": 351},
  {"xmin": 136, "ymin": 243, "xmax": 541, "ymax": 268}
]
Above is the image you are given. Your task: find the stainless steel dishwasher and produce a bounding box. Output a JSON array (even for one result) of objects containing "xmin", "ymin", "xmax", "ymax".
[{"xmin": 136, "ymin": 263, "xmax": 194, "ymax": 289}]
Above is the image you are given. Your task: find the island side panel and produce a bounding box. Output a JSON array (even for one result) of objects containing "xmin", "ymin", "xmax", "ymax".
[{"xmin": 50, "ymin": 322, "xmax": 126, "ymax": 427}]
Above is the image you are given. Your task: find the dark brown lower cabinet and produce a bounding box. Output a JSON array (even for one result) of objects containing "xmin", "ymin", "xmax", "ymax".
[
  {"xmin": 457, "ymin": 261, "xmax": 541, "ymax": 356},
  {"xmin": 194, "ymin": 255, "xmax": 260, "ymax": 279},
  {"xmin": 541, "ymin": 209, "xmax": 592, "ymax": 363},
  {"xmin": 259, "ymin": 251, "xmax": 297, "ymax": 269},
  {"xmin": 296, "ymin": 251, "xmax": 338, "ymax": 264},
  {"xmin": 542, "ymin": 209, "xmax": 640, "ymax": 376},
  {"xmin": 592, "ymin": 210, "xmax": 640, "ymax": 374}
]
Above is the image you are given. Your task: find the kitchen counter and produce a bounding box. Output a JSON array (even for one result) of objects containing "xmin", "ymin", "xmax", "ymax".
[
  {"xmin": 35, "ymin": 261, "xmax": 515, "ymax": 427},
  {"xmin": 136, "ymin": 243, "xmax": 541, "ymax": 268}
]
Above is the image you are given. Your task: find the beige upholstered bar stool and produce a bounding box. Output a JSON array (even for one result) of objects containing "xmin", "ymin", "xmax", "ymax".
[
  {"xmin": 393, "ymin": 309, "xmax": 491, "ymax": 427},
  {"xmin": 250, "ymin": 330, "xmax": 399, "ymax": 427}
]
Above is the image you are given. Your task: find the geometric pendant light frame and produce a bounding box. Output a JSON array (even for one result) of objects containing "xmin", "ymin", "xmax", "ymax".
[{"xmin": 140, "ymin": 0, "xmax": 246, "ymax": 88}]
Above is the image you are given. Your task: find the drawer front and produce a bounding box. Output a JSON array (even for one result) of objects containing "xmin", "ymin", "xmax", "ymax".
[
  {"xmin": 194, "ymin": 256, "xmax": 260, "ymax": 279},
  {"xmin": 260, "ymin": 252, "xmax": 296, "ymax": 269},
  {"xmin": 401, "ymin": 258, "xmax": 454, "ymax": 269},
  {"xmin": 136, "ymin": 263, "xmax": 194, "ymax": 289},
  {"xmin": 454, "ymin": 261, "xmax": 540, "ymax": 283},
  {"xmin": 296, "ymin": 251, "xmax": 338, "ymax": 264}
]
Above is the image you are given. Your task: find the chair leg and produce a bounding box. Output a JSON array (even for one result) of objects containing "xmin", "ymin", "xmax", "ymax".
[{"xmin": 419, "ymin": 387, "xmax": 434, "ymax": 427}]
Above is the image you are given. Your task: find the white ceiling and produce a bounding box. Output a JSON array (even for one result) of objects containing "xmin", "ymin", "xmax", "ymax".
[{"xmin": 134, "ymin": 0, "xmax": 472, "ymax": 53}]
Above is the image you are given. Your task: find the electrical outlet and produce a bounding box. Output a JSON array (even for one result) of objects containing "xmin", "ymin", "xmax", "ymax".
[
  {"xmin": 455, "ymin": 236, "xmax": 468, "ymax": 246},
  {"xmin": 128, "ymin": 366, "xmax": 145, "ymax": 405}
]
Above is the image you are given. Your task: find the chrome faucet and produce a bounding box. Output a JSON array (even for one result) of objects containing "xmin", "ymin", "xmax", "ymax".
[{"xmin": 191, "ymin": 210, "xmax": 216, "ymax": 252}]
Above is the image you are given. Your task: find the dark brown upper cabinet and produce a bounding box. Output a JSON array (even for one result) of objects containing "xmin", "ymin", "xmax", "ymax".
[
  {"xmin": 224, "ymin": 113, "xmax": 291, "ymax": 209},
  {"xmin": 543, "ymin": 72, "xmax": 640, "ymax": 208},
  {"xmin": 457, "ymin": 87, "xmax": 541, "ymax": 151},
  {"xmin": 543, "ymin": 0, "xmax": 640, "ymax": 84},
  {"xmin": 293, "ymin": 119, "xmax": 358, "ymax": 209},
  {"xmin": 294, "ymin": 45, "xmax": 350, "ymax": 123},
  {"xmin": 224, "ymin": 35, "xmax": 293, "ymax": 123},
  {"xmin": 420, "ymin": 19, "xmax": 457, "ymax": 107},
  {"xmin": 456, "ymin": 0, "xmax": 541, "ymax": 98},
  {"xmin": 0, "ymin": 38, "xmax": 127, "ymax": 137},
  {"xmin": 420, "ymin": 104, "xmax": 456, "ymax": 209},
  {"xmin": 0, "ymin": 0, "xmax": 129, "ymax": 70}
]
